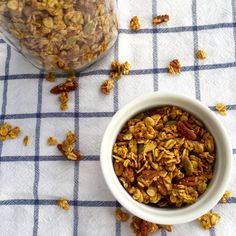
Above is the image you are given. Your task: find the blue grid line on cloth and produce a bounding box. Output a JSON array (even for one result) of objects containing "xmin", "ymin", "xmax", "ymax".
[
  {"xmin": 0, "ymin": 197, "xmax": 235, "ymax": 206},
  {"xmin": 232, "ymin": 0, "xmax": 236, "ymax": 60},
  {"xmin": 209, "ymin": 227, "xmax": 216, "ymax": 236},
  {"xmin": 73, "ymin": 81, "xmax": 80, "ymax": 235},
  {"xmin": 0, "ymin": 45, "xmax": 11, "ymax": 161},
  {"xmin": 119, "ymin": 23, "xmax": 236, "ymax": 34},
  {"xmin": 152, "ymin": 0, "xmax": 158, "ymax": 91},
  {"xmin": 1, "ymin": 104, "xmax": 236, "ymax": 121},
  {"xmin": 0, "ymin": 148, "xmax": 235, "ymax": 162},
  {"xmin": 1, "ymin": 61, "xmax": 236, "ymax": 81},
  {"xmin": 32, "ymin": 72, "xmax": 43, "ymax": 236},
  {"xmin": 192, "ymin": 0, "xmax": 200, "ymax": 100},
  {"xmin": 161, "ymin": 228, "xmax": 167, "ymax": 236},
  {"xmin": 115, "ymin": 201, "xmax": 121, "ymax": 236}
]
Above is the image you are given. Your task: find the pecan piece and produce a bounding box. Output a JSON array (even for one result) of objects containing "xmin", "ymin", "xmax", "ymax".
[
  {"xmin": 140, "ymin": 170, "xmax": 161, "ymax": 180},
  {"xmin": 122, "ymin": 167, "xmax": 135, "ymax": 182},
  {"xmin": 57, "ymin": 144, "xmax": 81, "ymax": 161},
  {"xmin": 177, "ymin": 121, "xmax": 197, "ymax": 140},
  {"xmin": 113, "ymin": 162, "xmax": 124, "ymax": 176},
  {"xmin": 50, "ymin": 81, "xmax": 78, "ymax": 94},
  {"xmin": 177, "ymin": 176, "xmax": 199, "ymax": 186},
  {"xmin": 153, "ymin": 15, "xmax": 169, "ymax": 25}
]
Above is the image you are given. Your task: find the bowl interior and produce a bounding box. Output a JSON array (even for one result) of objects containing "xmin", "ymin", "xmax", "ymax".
[{"xmin": 101, "ymin": 93, "xmax": 232, "ymax": 224}]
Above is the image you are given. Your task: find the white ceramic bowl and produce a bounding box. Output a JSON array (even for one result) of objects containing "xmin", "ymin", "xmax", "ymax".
[{"xmin": 100, "ymin": 92, "xmax": 232, "ymax": 224}]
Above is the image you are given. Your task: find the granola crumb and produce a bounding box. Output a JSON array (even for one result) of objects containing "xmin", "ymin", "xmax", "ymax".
[
  {"xmin": 111, "ymin": 60, "xmax": 121, "ymax": 71},
  {"xmin": 45, "ymin": 72, "xmax": 56, "ymax": 82},
  {"xmin": 198, "ymin": 212, "xmax": 220, "ymax": 229},
  {"xmin": 196, "ymin": 50, "xmax": 207, "ymax": 60},
  {"xmin": 23, "ymin": 135, "xmax": 29, "ymax": 146},
  {"xmin": 220, "ymin": 191, "xmax": 231, "ymax": 203},
  {"xmin": 114, "ymin": 209, "xmax": 129, "ymax": 222},
  {"xmin": 48, "ymin": 136, "xmax": 58, "ymax": 146},
  {"xmin": 110, "ymin": 71, "xmax": 121, "ymax": 80},
  {"xmin": 168, "ymin": 59, "xmax": 181, "ymax": 74},
  {"xmin": 215, "ymin": 103, "xmax": 227, "ymax": 116},
  {"xmin": 59, "ymin": 92, "xmax": 69, "ymax": 111},
  {"xmin": 130, "ymin": 16, "xmax": 140, "ymax": 31},
  {"xmin": 57, "ymin": 198, "xmax": 70, "ymax": 210},
  {"xmin": 0, "ymin": 123, "xmax": 20, "ymax": 141},
  {"xmin": 101, "ymin": 79, "xmax": 114, "ymax": 95},
  {"xmin": 152, "ymin": 15, "xmax": 169, "ymax": 25}
]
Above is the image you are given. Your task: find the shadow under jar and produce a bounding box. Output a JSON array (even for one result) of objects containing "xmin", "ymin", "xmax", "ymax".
[{"xmin": 0, "ymin": 0, "xmax": 118, "ymax": 72}]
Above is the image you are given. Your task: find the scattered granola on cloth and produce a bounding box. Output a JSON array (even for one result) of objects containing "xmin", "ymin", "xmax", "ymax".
[
  {"xmin": 57, "ymin": 198, "xmax": 70, "ymax": 211},
  {"xmin": 215, "ymin": 103, "xmax": 227, "ymax": 116},
  {"xmin": 0, "ymin": 122, "xmax": 21, "ymax": 141},
  {"xmin": 198, "ymin": 212, "xmax": 220, "ymax": 229}
]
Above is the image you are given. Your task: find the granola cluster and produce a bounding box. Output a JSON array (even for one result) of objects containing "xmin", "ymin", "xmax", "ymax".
[
  {"xmin": 49, "ymin": 74, "xmax": 78, "ymax": 111},
  {"xmin": 0, "ymin": 0, "xmax": 118, "ymax": 71},
  {"xmin": 57, "ymin": 131, "xmax": 81, "ymax": 160},
  {"xmin": 47, "ymin": 136, "xmax": 58, "ymax": 146},
  {"xmin": 168, "ymin": 59, "xmax": 181, "ymax": 74},
  {"xmin": 130, "ymin": 16, "xmax": 140, "ymax": 31},
  {"xmin": 0, "ymin": 122, "xmax": 21, "ymax": 141},
  {"xmin": 196, "ymin": 50, "xmax": 207, "ymax": 60},
  {"xmin": 101, "ymin": 60, "xmax": 131, "ymax": 95},
  {"xmin": 113, "ymin": 106, "xmax": 216, "ymax": 207},
  {"xmin": 130, "ymin": 216, "xmax": 172, "ymax": 236},
  {"xmin": 198, "ymin": 212, "xmax": 220, "ymax": 229},
  {"xmin": 114, "ymin": 209, "xmax": 129, "ymax": 222}
]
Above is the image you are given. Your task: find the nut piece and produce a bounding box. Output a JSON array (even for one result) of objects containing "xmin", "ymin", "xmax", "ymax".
[
  {"xmin": 177, "ymin": 121, "xmax": 197, "ymax": 140},
  {"xmin": 0, "ymin": 123, "xmax": 20, "ymax": 141},
  {"xmin": 48, "ymin": 136, "xmax": 58, "ymax": 146},
  {"xmin": 57, "ymin": 198, "xmax": 70, "ymax": 210},
  {"xmin": 215, "ymin": 103, "xmax": 227, "ymax": 116},
  {"xmin": 23, "ymin": 135, "xmax": 29, "ymax": 146},
  {"xmin": 168, "ymin": 59, "xmax": 181, "ymax": 74},
  {"xmin": 152, "ymin": 15, "xmax": 169, "ymax": 25},
  {"xmin": 114, "ymin": 209, "xmax": 129, "ymax": 222},
  {"xmin": 101, "ymin": 79, "xmax": 114, "ymax": 95},
  {"xmin": 198, "ymin": 212, "xmax": 220, "ymax": 229},
  {"xmin": 45, "ymin": 72, "xmax": 56, "ymax": 82},
  {"xmin": 130, "ymin": 16, "xmax": 140, "ymax": 31},
  {"xmin": 50, "ymin": 80, "xmax": 78, "ymax": 94},
  {"xmin": 57, "ymin": 131, "xmax": 81, "ymax": 161},
  {"xmin": 196, "ymin": 50, "xmax": 207, "ymax": 60},
  {"xmin": 219, "ymin": 191, "xmax": 231, "ymax": 203}
]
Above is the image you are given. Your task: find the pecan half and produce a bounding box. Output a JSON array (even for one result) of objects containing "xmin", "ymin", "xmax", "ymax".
[
  {"xmin": 50, "ymin": 81, "xmax": 78, "ymax": 94},
  {"xmin": 140, "ymin": 170, "xmax": 161, "ymax": 180},
  {"xmin": 177, "ymin": 176, "xmax": 199, "ymax": 186},
  {"xmin": 113, "ymin": 162, "xmax": 124, "ymax": 176},
  {"xmin": 57, "ymin": 144, "xmax": 81, "ymax": 161},
  {"xmin": 153, "ymin": 15, "xmax": 169, "ymax": 25},
  {"xmin": 177, "ymin": 121, "xmax": 197, "ymax": 140}
]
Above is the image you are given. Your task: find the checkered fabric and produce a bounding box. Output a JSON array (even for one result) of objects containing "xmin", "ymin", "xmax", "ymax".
[{"xmin": 0, "ymin": 0, "xmax": 236, "ymax": 235}]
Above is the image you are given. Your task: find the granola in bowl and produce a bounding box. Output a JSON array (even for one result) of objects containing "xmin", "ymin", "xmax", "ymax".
[{"xmin": 112, "ymin": 106, "xmax": 216, "ymax": 208}]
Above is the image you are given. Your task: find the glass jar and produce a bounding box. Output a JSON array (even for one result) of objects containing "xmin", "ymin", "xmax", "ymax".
[{"xmin": 0, "ymin": 0, "xmax": 118, "ymax": 72}]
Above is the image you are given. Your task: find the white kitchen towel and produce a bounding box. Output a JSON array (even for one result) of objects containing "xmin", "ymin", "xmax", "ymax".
[{"xmin": 0, "ymin": 0, "xmax": 236, "ymax": 235}]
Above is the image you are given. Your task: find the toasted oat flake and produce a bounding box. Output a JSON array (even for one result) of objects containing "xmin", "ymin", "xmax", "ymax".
[
  {"xmin": 101, "ymin": 79, "xmax": 114, "ymax": 95},
  {"xmin": 58, "ymin": 198, "xmax": 70, "ymax": 210},
  {"xmin": 130, "ymin": 16, "xmax": 140, "ymax": 31},
  {"xmin": 168, "ymin": 59, "xmax": 181, "ymax": 74},
  {"xmin": 152, "ymin": 15, "xmax": 169, "ymax": 25},
  {"xmin": 216, "ymin": 103, "xmax": 227, "ymax": 116},
  {"xmin": 48, "ymin": 136, "xmax": 58, "ymax": 146},
  {"xmin": 45, "ymin": 72, "xmax": 56, "ymax": 82},
  {"xmin": 59, "ymin": 92, "xmax": 69, "ymax": 111},
  {"xmin": 23, "ymin": 136, "xmax": 29, "ymax": 146},
  {"xmin": 220, "ymin": 191, "xmax": 231, "ymax": 203},
  {"xmin": 198, "ymin": 212, "xmax": 220, "ymax": 229},
  {"xmin": 115, "ymin": 209, "xmax": 129, "ymax": 222},
  {"xmin": 196, "ymin": 50, "xmax": 207, "ymax": 60}
]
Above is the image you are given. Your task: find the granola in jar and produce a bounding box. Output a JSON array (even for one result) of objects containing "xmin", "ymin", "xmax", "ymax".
[{"xmin": 0, "ymin": 0, "xmax": 118, "ymax": 72}]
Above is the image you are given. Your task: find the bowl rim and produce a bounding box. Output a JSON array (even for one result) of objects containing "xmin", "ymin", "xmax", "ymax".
[{"xmin": 100, "ymin": 92, "xmax": 232, "ymax": 224}]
